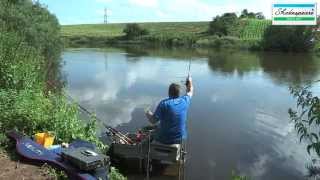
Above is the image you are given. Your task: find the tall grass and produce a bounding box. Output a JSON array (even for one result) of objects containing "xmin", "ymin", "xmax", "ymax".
[{"xmin": 0, "ymin": 1, "xmax": 126, "ymax": 179}]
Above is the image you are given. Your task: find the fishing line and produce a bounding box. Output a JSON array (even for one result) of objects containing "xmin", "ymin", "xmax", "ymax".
[{"xmin": 47, "ymin": 82, "xmax": 134, "ymax": 144}]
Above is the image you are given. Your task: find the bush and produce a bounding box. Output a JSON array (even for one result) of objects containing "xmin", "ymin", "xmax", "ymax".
[
  {"xmin": 0, "ymin": 89, "xmax": 104, "ymax": 148},
  {"xmin": 0, "ymin": 1, "xmax": 127, "ymax": 179},
  {"xmin": 123, "ymin": 23, "xmax": 148, "ymax": 40},
  {"xmin": 0, "ymin": 32, "xmax": 43, "ymax": 90},
  {"xmin": 208, "ymin": 13, "xmax": 238, "ymax": 36},
  {"xmin": 195, "ymin": 36, "xmax": 243, "ymax": 49},
  {"xmin": 109, "ymin": 167, "xmax": 127, "ymax": 180},
  {"xmin": 0, "ymin": 0, "xmax": 108, "ymax": 150},
  {"xmin": 0, "ymin": 0, "xmax": 63, "ymax": 85},
  {"xmin": 262, "ymin": 26, "xmax": 314, "ymax": 52}
]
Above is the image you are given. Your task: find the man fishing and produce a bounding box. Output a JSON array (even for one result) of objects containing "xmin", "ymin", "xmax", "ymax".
[{"xmin": 145, "ymin": 75, "xmax": 193, "ymax": 145}]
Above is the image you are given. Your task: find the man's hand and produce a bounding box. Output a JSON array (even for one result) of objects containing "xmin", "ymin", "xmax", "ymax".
[
  {"xmin": 145, "ymin": 109, "xmax": 153, "ymax": 119},
  {"xmin": 186, "ymin": 76, "xmax": 192, "ymax": 86},
  {"xmin": 186, "ymin": 75, "xmax": 193, "ymax": 97},
  {"xmin": 145, "ymin": 108, "xmax": 157, "ymax": 124}
]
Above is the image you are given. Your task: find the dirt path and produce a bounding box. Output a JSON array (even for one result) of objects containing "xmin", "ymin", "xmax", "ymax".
[{"xmin": 0, "ymin": 151, "xmax": 56, "ymax": 180}]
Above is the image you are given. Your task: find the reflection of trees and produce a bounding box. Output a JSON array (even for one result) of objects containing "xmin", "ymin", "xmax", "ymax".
[
  {"xmin": 207, "ymin": 51, "xmax": 320, "ymax": 86},
  {"xmin": 207, "ymin": 51, "xmax": 261, "ymax": 77},
  {"xmin": 259, "ymin": 53, "xmax": 320, "ymax": 86},
  {"xmin": 124, "ymin": 46, "xmax": 149, "ymax": 61},
  {"xmin": 122, "ymin": 45, "xmax": 207, "ymax": 60}
]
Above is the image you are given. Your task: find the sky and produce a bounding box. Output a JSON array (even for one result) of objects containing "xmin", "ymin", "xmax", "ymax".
[{"xmin": 38, "ymin": 0, "xmax": 317, "ymax": 25}]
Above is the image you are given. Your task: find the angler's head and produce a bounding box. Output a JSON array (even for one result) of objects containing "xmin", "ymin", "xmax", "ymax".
[{"xmin": 168, "ymin": 83, "xmax": 180, "ymax": 98}]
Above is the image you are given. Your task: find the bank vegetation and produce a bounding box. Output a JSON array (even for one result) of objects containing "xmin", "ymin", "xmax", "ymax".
[{"xmin": 0, "ymin": 0, "xmax": 125, "ymax": 179}]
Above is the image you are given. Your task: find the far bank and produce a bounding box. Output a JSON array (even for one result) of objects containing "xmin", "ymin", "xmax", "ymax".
[{"xmin": 61, "ymin": 20, "xmax": 270, "ymax": 50}]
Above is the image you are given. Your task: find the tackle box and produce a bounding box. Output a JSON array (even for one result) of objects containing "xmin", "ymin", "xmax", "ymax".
[{"xmin": 61, "ymin": 147, "xmax": 109, "ymax": 171}]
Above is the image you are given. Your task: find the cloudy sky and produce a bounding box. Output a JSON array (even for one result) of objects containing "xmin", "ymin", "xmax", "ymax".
[{"xmin": 39, "ymin": 0, "xmax": 280, "ymax": 25}]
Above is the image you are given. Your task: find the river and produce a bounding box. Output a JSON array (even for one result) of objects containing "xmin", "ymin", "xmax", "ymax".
[{"xmin": 62, "ymin": 47, "xmax": 320, "ymax": 180}]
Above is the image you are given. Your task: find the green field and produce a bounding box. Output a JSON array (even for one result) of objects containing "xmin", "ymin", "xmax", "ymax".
[
  {"xmin": 62, "ymin": 22, "xmax": 209, "ymax": 38},
  {"xmin": 240, "ymin": 19, "xmax": 272, "ymax": 40},
  {"xmin": 61, "ymin": 20, "xmax": 271, "ymax": 47}
]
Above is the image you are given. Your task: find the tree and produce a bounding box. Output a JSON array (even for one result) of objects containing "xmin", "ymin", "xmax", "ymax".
[
  {"xmin": 208, "ymin": 13, "xmax": 238, "ymax": 36},
  {"xmin": 255, "ymin": 12, "xmax": 265, "ymax": 20},
  {"xmin": 239, "ymin": 9, "xmax": 249, "ymax": 19},
  {"xmin": 123, "ymin": 23, "xmax": 148, "ymax": 40},
  {"xmin": 240, "ymin": 9, "xmax": 265, "ymax": 19},
  {"xmin": 262, "ymin": 26, "xmax": 314, "ymax": 52},
  {"xmin": 247, "ymin": 12, "xmax": 256, "ymax": 18}
]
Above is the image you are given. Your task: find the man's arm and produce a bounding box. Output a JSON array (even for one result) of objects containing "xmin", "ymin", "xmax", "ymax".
[
  {"xmin": 186, "ymin": 76, "xmax": 194, "ymax": 97},
  {"xmin": 145, "ymin": 110, "xmax": 158, "ymax": 124},
  {"xmin": 145, "ymin": 102, "xmax": 162, "ymax": 125}
]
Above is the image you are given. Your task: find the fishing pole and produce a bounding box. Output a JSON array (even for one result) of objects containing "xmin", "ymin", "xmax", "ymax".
[
  {"xmin": 184, "ymin": 58, "xmax": 192, "ymax": 86},
  {"xmin": 188, "ymin": 59, "xmax": 191, "ymax": 77},
  {"xmin": 47, "ymin": 82, "xmax": 134, "ymax": 144}
]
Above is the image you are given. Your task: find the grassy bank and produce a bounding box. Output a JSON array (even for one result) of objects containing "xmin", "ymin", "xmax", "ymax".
[
  {"xmin": 0, "ymin": 1, "xmax": 125, "ymax": 179},
  {"xmin": 62, "ymin": 20, "xmax": 271, "ymax": 49},
  {"xmin": 62, "ymin": 22, "xmax": 209, "ymax": 38}
]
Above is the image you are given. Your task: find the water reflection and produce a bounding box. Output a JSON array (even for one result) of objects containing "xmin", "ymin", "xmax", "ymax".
[
  {"xmin": 207, "ymin": 50, "xmax": 320, "ymax": 85},
  {"xmin": 62, "ymin": 47, "xmax": 320, "ymax": 180},
  {"xmin": 259, "ymin": 53, "xmax": 320, "ymax": 86},
  {"xmin": 208, "ymin": 51, "xmax": 261, "ymax": 77}
]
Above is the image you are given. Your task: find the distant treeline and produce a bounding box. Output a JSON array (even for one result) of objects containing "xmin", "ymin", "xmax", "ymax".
[
  {"xmin": 208, "ymin": 11, "xmax": 315, "ymax": 52},
  {"xmin": 62, "ymin": 10, "xmax": 318, "ymax": 52}
]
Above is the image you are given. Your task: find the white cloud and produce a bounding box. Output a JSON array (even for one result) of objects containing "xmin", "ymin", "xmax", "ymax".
[
  {"xmin": 128, "ymin": 0, "xmax": 158, "ymax": 8},
  {"xmin": 151, "ymin": 0, "xmax": 275, "ymax": 21},
  {"xmin": 248, "ymin": 154, "xmax": 269, "ymax": 178}
]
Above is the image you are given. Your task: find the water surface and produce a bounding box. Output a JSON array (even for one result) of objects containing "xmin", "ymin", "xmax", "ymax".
[{"xmin": 62, "ymin": 47, "xmax": 320, "ymax": 180}]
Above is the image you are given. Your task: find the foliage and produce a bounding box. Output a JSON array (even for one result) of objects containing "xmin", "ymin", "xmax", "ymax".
[
  {"xmin": 231, "ymin": 171, "xmax": 249, "ymax": 180},
  {"xmin": 289, "ymin": 82, "xmax": 320, "ymax": 178},
  {"xmin": 109, "ymin": 167, "xmax": 127, "ymax": 180},
  {"xmin": 239, "ymin": 9, "xmax": 265, "ymax": 19},
  {"xmin": 0, "ymin": 89, "xmax": 104, "ymax": 147},
  {"xmin": 262, "ymin": 26, "xmax": 314, "ymax": 52},
  {"xmin": 143, "ymin": 32, "xmax": 198, "ymax": 47},
  {"xmin": 0, "ymin": 133, "xmax": 10, "ymax": 148},
  {"xmin": 0, "ymin": 0, "xmax": 63, "ymax": 85},
  {"xmin": 0, "ymin": 1, "xmax": 128, "ymax": 179},
  {"xmin": 289, "ymin": 83, "xmax": 320, "ymax": 155},
  {"xmin": 0, "ymin": 32, "xmax": 43, "ymax": 90},
  {"xmin": 0, "ymin": 0, "xmax": 106, "ymax": 147},
  {"xmin": 123, "ymin": 23, "xmax": 148, "ymax": 40},
  {"xmin": 208, "ymin": 13, "xmax": 238, "ymax": 36},
  {"xmin": 195, "ymin": 36, "xmax": 243, "ymax": 49},
  {"xmin": 62, "ymin": 20, "xmax": 271, "ymax": 50}
]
